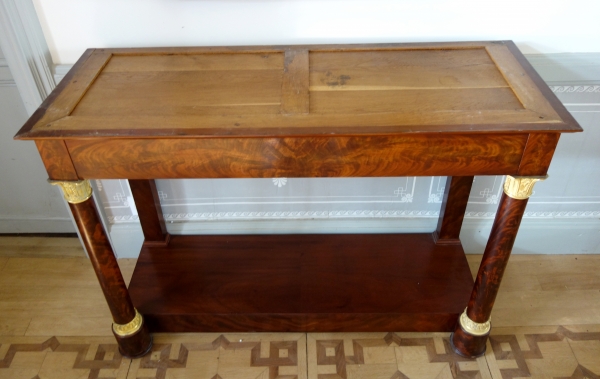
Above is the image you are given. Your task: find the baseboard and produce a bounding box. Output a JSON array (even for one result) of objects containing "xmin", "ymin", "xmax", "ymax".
[
  {"xmin": 108, "ymin": 217, "xmax": 600, "ymax": 258},
  {"xmin": 0, "ymin": 216, "xmax": 75, "ymax": 233}
]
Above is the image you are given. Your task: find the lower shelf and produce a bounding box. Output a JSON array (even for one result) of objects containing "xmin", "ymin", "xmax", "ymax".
[{"xmin": 128, "ymin": 233, "xmax": 474, "ymax": 333}]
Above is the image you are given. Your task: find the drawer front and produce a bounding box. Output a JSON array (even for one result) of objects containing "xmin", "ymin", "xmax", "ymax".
[{"xmin": 64, "ymin": 134, "xmax": 529, "ymax": 179}]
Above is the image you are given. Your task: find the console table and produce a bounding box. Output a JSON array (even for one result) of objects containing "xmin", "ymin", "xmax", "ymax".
[{"xmin": 15, "ymin": 41, "xmax": 582, "ymax": 358}]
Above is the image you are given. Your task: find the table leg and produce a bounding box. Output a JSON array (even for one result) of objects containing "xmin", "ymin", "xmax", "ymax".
[
  {"xmin": 450, "ymin": 175, "xmax": 546, "ymax": 357},
  {"xmin": 51, "ymin": 180, "xmax": 153, "ymax": 358},
  {"xmin": 433, "ymin": 176, "xmax": 474, "ymax": 244},
  {"xmin": 129, "ymin": 179, "xmax": 170, "ymax": 246}
]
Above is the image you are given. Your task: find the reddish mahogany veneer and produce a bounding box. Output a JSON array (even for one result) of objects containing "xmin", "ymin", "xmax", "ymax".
[
  {"xmin": 451, "ymin": 193, "xmax": 529, "ymax": 357},
  {"xmin": 128, "ymin": 234, "xmax": 474, "ymax": 332},
  {"xmin": 69, "ymin": 198, "xmax": 152, "ymax": 357},
  {"xmin": 128, "ymin": 179, "xmax": 170, "ymax": 246}
]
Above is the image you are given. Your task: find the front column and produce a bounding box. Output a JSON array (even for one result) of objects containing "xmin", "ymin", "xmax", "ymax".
[
  {"xmin": 450, "ymin": 175, "xmax": 546, "ymax": 358},
  {"xmin": 51, "ymin": 180, "xmax": 153, "ymax": 358}
]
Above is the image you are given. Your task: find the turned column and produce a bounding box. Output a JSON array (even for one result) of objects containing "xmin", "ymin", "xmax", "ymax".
[
  {"xmin": 51, "ymin": 180, "xmax": 153, "ymax": 358},
  {"xmin": 451, "ymin": 175, "xmax": 546, "ymax": 358}
]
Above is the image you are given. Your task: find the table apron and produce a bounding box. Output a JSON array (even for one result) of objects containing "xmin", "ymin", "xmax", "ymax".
[{"xmin": 60, "ymin": 134, "xmax": 534, "ymax": 179}]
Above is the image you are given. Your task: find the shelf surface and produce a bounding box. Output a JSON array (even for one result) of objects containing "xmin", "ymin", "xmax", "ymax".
[{"xmin": 128, "ymin": 233, "xmax": 474, "ymax": 332}]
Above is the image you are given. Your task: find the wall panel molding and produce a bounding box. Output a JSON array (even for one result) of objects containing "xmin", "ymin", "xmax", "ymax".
[
  {"xmin": 0, "ymin": 57, "xmax": 16, "ymax": 86},
  {"xmin": 0, "ymin": 0, "xmax": 83, "ymax": 241},
  {"xmin": 0, "ymin": 0, "xmax": 55, "ymax": 114}
]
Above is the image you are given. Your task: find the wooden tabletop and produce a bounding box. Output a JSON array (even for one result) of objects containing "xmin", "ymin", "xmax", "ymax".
[{"xmin": 15, "ymin": 41, "xmax": 581, "ymax": 140}]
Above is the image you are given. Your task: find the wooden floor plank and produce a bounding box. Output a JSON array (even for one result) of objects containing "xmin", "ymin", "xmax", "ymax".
[
  {"xmin": 0, "ymin": 237, "xmax": 85, "ymax": 258},
  {"xmin": 0, "ymin": 317, "xmax": 31, "ymax": 336}
]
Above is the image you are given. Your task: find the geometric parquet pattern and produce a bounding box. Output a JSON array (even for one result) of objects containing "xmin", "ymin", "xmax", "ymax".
[
  {"xmin": 309, "ymin": 327, "xmax": 600, "ymax": 379},
  {"xmin": 0, "ymin": 333, "xmax": 306, "ymax": 379},
  {"xmin": 2, "ymin": 327, "xmax": 599, "ymax": 379}
]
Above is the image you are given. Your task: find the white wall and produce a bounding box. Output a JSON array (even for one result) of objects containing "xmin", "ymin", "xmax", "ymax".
[
  {"xmin": 34, "ymin": 0, "xmax": 600, "ymax": 64},
  {"xmin": 0, "ymin": 46, "xmax": 73, "ymax": 233}
]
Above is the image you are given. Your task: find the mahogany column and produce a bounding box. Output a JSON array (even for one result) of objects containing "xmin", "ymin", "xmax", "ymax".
[
  {"xmin": 129, "ymin": 179, "xmax": 170, "ymax": 246},
  {"xmin": 51, "ymin": 180, "xmax": 153, "ymax": 358},
  {"xmin": 433, "ymin": 176, "xmax": 474, "ymax": 244},
  {"xmin": 451, "ymin": 175, "xmax": 545, "ymax": 358}
]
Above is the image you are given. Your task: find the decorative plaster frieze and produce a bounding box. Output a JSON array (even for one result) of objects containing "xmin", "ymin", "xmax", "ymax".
[
  {"xmin": 108, "ymin": 210, "xmax": 600, "ymax": 224},
  {"xmin": 550, "ymin": 85, "xmax": 600, "ymax": 93}
]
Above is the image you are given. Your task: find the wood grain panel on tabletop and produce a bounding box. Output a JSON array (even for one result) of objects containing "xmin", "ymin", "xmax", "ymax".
[
  {"xmin": 33, "ymin": 50, "xmax": 112, "ymax": 128},
  {"xmin": 486, "ymin": 43, "xmax": 562, "ymax": 121},
  {"xmin": 29, "ymin": 109, "xmax": 567, "ymax": 137},
  {"xmin": 72, "ymin": 73, "xmax": 283, "ymax": 117},
  {"xmin": 66, "ymin": 134, "xmax": 528, "ymax": 179},
  {"xmin": 15, "ymin": 41, "xmax": 581, "ymax": 140},
  {"xmin": 309, "ymin": 49, "xmax": 509, "ymax": 89},
  {"xmin": 505, "ymin": 41, "xmax": 582, "ymax": 132},
  {"xmin": 281, "ymin": 49, "xmax": 310, "ymax": 114},
  {"xmin": 309, "ymin": 48, "xmax": 523, "ymax": 114},
  {"xmin": 13, "ymin": 48, "xmax": 95, "ymax": 139},
  {"xmin": 67, "ymin": 52, "xmax": 285, "ymax": 120},
  {"xmin": 309, "ymin": 88, "xmax": 523, "ymax": 114},
  {"xmin": 103, "ymin": 52, "xmax": 284, "ymax": 72}
]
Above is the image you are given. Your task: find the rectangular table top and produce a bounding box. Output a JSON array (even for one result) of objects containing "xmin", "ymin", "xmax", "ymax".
[{"xmin": 15, "ymin": 41, "xmax": 581, "ymax": 140}]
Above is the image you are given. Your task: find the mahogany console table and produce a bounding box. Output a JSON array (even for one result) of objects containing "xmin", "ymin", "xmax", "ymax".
[{"xmin": 15, "ymin": 41, "xmax": 581, "ymax": 358}]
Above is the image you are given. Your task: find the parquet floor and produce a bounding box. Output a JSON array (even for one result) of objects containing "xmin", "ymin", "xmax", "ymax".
[{"xmin": 0, "ymin": 236, "xmax": 599, "ymax": 379}]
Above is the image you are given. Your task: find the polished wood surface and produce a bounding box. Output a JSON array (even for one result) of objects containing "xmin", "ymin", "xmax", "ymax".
[
  {"xmin": 68, "ymin": 199, "xmax": 135, "ymax": 325},
  {"xmin": 434, "ymin": 176, "xmax": 474, "ymax": 244},
  {"xmin": 34, "ymin": 140, "xmax": 78, "ymax": 180},
  {"xmin": 15, "ymin": 41, "xmax": 580, "ymax": 140},
  {"xmin": 517, "ymin": 133, "xmax": 561, "ymax": 176},
  {"xmin": 65, "ymin": 134, "xmax": 529, "ymax": 179},
  {"xmin": 128, "ymin": 180, "xmax": 169, "ymax": 246},
  {"xmin": 128, "ymin": 233, "xmax": 474, "ymax": 333},
  {"xmin": 13, "ymin": 41, "xmax": 583, "ymax": 358},
  {"xmin": 467, "ymin": 194, "xmax": 529, "ymax": 322},
  {"xmin": 68, "ymin": 197, "xmax": 152, "ymax": 357},
  {"xmin": 451, "ymin": 193, "xmax": 530, "ymax": 357}
]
